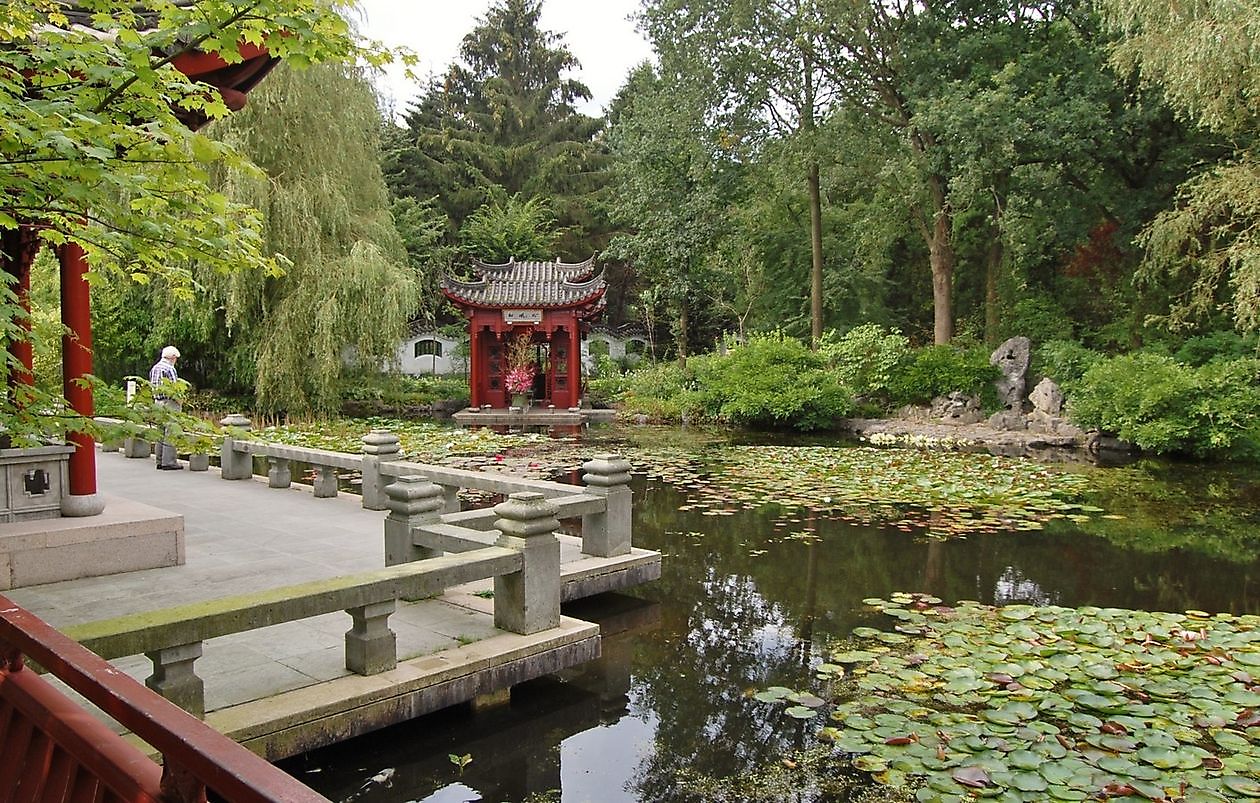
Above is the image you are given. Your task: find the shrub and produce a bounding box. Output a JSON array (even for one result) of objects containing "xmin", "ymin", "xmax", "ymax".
[
  {"xmin": 1069, "ymin": 353, "xmax": 1260, "ymax": 457},
  {"xmin": 616, "ymin": 360, "xmax": 711, "ymax": 423},
  {"xmin": 817, "ymin": 324, "xmax": 910, "ymax": 402},
  {"xmin": 694, "ymin": 335, "xmax": 852, "ymax": 430},
  {"xmin": 1032, "ymin": 339, "xmax": 1104, "ymax": 390},
  {"xmin": 1008, "ymin": 294, "xmax": 1075, "ymax": 344},
  {"xmin": 888, "ymin": 345, "xmax": 1000, "ymax": 409},
  {"xmin": 1172, "ymin": 330, "xmax": 1259, "ymax": 366},
  {"xmin": 611, "ymin": 335, "xmax": 852, "ymax": 430}
]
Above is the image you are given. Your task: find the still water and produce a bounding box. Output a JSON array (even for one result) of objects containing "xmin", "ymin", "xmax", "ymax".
[{"xmin": 280, "ymin": 444, "xmax": 1260, "ymax": 803}]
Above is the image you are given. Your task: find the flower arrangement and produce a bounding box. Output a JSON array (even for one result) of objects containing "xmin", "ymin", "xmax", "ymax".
[
  {"xmin": 505, "ymin": 364, "xmax": 535, "ymax": 395},
  {"xmin": 504, "ymin": 332, "xmax": 536, "ymax": 396}
]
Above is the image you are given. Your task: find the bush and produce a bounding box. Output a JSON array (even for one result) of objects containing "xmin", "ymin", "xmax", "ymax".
[
  {"xmin": 1172, "ymin": 330, "xmax": 1259, "ymax": 366},
  {"xmin": 339, "ymin": 372, "xmax": 468, "ymax": 410},
  {"xmin": 1008, "ymin": 294, "xmax": 1075, "ymax": 344},
  {"xmin": 612, "ymin": 335, "xmax": 852, "ymax": 431},
  {"xmin": 1069, "ymin": 353, "xmax": 1260, "ymax": 457},
  {"xmin": 888, "ymin": 345, "xmax": 1001, "ymax": 409},
  {"xmin": 694, "ymin": 335, "xmax": 852, "ymax": 430},
  {"xmin": 817, "ymin": 324, "xmax": 910, "ymax": 402},
  {"xmin": 616, "ymin": 360, "xmax": 711, "ymax": 423},
  {"xmin": 1032, "ymin": 339, "xmax": 1104, "ymax": 390}
]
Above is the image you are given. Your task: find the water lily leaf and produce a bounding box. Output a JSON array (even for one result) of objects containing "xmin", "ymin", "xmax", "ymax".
[
  {"xmin": 951, "ymin": 766, "xmax": 991, "ymax": 789},
  {"xmin": 852, "ymin": 754, "xmax": 888, "ymax": 773},
  {"xmin": 1011, "ymin": 771, "xmax": 1049, "ymax": 792},
  {"xmin": 831, "ymin": 650, "xmax": 879, "ymax": 665},
  {"xmin": 1135, "ymin": 746, "xmax": 1181, "ymax": 769},
  {"xmin": 1224, "ymin": 689, "xmax": 1260, "ymax": 707},
  {"xmin": 1222, "ymin": 776, "xmax": 1260, "ymax": 798},
  {"xmin": 755, "ymin": 686, "xmax": 794, "ymax": 703},
  {"xmin": 785, "ymin": 706, "xmax": 817, "ymax": 720},
  {"xmin": 788, "ymin": 692, "xmax": 826, "ymax": 708},
  {"xmin": 1212, "ymin": 730, "xmax": 1250, "ymax": 751}
]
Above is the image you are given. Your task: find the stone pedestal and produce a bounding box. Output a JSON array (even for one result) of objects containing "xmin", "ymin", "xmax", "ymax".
[{"xmin": 0, "ymin": 445, "xmax": 74, "ymax": 522}]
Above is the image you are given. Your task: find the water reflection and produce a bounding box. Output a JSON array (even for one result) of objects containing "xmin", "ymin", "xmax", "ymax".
[{"xmin": 289, "ymin": 464, "xmax": 1260, "ymax": 802}]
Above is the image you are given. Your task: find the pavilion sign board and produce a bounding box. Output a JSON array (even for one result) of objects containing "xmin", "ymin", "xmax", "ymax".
[{"xmin": 503, "ymin": 309, "xmax": 543, "ymax": 324}]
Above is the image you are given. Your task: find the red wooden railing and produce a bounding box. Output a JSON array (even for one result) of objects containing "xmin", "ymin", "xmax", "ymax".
[{"xmin": 0, "ymin": 595, "xmax": 331, "ymax": 803}]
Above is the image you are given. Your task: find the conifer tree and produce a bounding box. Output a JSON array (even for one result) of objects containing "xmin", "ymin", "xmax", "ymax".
[{"xmin": 383, "ymin": 0, "xmax": 607, "ymax": 261}]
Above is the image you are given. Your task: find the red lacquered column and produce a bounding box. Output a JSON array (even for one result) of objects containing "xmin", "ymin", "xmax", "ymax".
[{"xmin": 59, "ymin": 241, "xmax": 104, "ymax": 516}]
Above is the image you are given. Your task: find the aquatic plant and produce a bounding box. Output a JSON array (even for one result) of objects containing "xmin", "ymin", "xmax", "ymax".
[
  {"xmin": 763, "ymin": 594, "xmax": 1260, "ymax": 801},
  {"xmin": 639, "ymin": 445, "xmax": 1099, "ymax": 537}
]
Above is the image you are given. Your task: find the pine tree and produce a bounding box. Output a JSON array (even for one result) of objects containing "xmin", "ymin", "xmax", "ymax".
[{"xmin": 383, "ymin": 0, "xmax": 608, "ymax": 261}]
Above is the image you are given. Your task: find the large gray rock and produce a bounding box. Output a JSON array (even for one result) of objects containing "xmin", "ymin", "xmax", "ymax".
[
  {"xmin": 987, "ymin": 410, "xmax": 1028, "ymax": 431},
  {"xmin": 931, "ymin": 392, "xmax": 984, "ymax": 425},
  {"xmin": 1029, "ymin": 377, "xmax": 1064, "ymax": 416},
  {"xmin": 991, "ymin": 336, "xmax": 1031, "ymax": 410}
]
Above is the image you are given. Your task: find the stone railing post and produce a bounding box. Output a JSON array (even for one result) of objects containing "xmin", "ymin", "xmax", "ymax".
[
  {"xmin": 267, "ymin": 457, "xmax": 291, "ymax": 488},
  {"xmin": 344, "ymin": 600, "xmax": 397, "ymax": 675},
  {"xmin": 313, "ymin": 465, "xmax": 338, "ymax": 498},
  {"xmin": 145, "ymin": 642, "xmax": 205, "ymax": 719},
  {"xmin": 219, "ymin": 414, "xmax": 253, "ymax": 480},
  {"xmin": 439, "ymin": 484, "xmax": 461, "ymax": 514},
  {"xmin": 384, "ymin": 476, "xmax": 445, "ymax": 566},
  {"xmin": 581, "ymin": 454, "xmax": 633, "ymax": 557},
  {"xmin": 493, "ymin": 492, "xmax": 561, "ymax": 635},
  {"xmin": 361, "ymin": 429, "xmax": 400, "ymax": 511}
]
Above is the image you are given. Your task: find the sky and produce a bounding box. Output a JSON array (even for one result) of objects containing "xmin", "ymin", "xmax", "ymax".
[{"xmin": 354, "ymin": 0, "xmax": 654, "ymax": 118}]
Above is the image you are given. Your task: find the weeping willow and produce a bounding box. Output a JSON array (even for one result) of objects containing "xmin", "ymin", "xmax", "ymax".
[{"xmin": 205, "ymin": 61, "xmax": 416, "ymax": 414}]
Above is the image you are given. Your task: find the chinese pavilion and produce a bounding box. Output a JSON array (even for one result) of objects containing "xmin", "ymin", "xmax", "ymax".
[{"xmin": 442, "ymin": 258, "xmax": 606, "ymax": 409}]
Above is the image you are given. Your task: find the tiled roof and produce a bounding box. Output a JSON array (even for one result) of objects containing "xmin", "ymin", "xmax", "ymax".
[{"xmin": 442, "ymin": 257, "xmax": 607, "ymax": 310}]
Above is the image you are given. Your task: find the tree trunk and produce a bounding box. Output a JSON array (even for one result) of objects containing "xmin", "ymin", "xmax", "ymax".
[
  {"xmin": 926, "ymin": 175, "xmax": 955, "ymax": 345},
  {"xmin": 984, "ymin": 235, "xmax": 1003, "ymax": 346},
  {"xmin": 807, "ymin": 160, "xmax": 825, "ymax": 347},
  {"xmin": 675, "ymin": 302, "xmax": 689, "ymax": 370}
]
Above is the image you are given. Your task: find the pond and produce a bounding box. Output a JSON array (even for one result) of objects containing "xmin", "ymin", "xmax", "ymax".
[{"xmin": 277, "ymin": 430, "xmax": 1260, "ymax": 802}]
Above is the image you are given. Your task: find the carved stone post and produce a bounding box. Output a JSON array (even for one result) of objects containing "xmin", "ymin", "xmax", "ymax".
[
  {"xmin": 361, "ymin": 429, "xmax": 400, "ymax": 511},
  {"xmin": 384, "ymin": 476, "xmax": 445, "ymax": 566},
  {"xmin": 219, "ymin": 414, "xmax": 253, "ymax": 480},
  {"xmin": 440, "ymin": 484, "xmax": 461, "ymax": 514},
  {"xmin": 345, "ymin": 600, "xmax": 397, "ymax": 675},
  {"xmin": 145, "ymin": 641, "xmax": 205, "ymax": 719},
  {"xmin": 581, "ymin": 453, "xmax": 633, "ymax": 557},
  {"xmin": 493, "ymin": 492, "xmax": 561, "ymax": 634},
  {"xmin": 313, "ymin": 465, "xmax": 338, "ymax": 498},
  {"xmin": 267, "ymin": 457, "xmax": 291, "ymax": 488}
]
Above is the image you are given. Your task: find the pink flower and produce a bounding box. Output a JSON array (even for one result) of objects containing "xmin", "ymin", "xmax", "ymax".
[{"xmin": 505, "ymin": 364, "xmax": 535, "ymax": 394}]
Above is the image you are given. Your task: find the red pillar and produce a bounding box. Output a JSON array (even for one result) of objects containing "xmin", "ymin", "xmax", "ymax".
[
  {"xmin": 58, "ymin": 242, "xmax": 99, "ymax": 502},
  {"xmin": 569, "ymin": 324, "xmax": 582, "ymax": 407},
  {"xmin": 468, "ymin": 325, "xmax": 482, "ymax": 408}
]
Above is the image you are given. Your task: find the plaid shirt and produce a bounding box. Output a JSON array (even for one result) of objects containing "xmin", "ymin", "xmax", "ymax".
[{"xmin": 149, "ymin": 359, "xmax": 178, "ymax": 399}]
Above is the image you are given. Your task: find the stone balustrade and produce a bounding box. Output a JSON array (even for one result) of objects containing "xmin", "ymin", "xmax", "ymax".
[
  {"xmin": 63, "ymin": 541, "xmax": 532, "ymax": 718},
  {"xmin": 215, "ymin": 419, "xmax": 635, "ymax": 560}
]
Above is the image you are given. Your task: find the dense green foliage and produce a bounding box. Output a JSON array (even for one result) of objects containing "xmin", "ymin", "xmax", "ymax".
[
  {"xmin": 1, "ymin": 0, "xmax": 390, "ymax": 442},
  {"xmin": 691, "ymin": 336, "xmax": 853, "ymax": 431},
  {"xmin": 887, "ymin": 346, "xmax": 1001, "ymax": 410},
  {"xmin": 612, "ymin": 333, "xmax": 1006, "ymax": 430},
  {"xmin": 382, "ymin": 0, "xmax": 606, "ymax": 263},
  {"xmin": 1070, "ymin": 354, "xmax": 1260, "ymax": 457}
]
